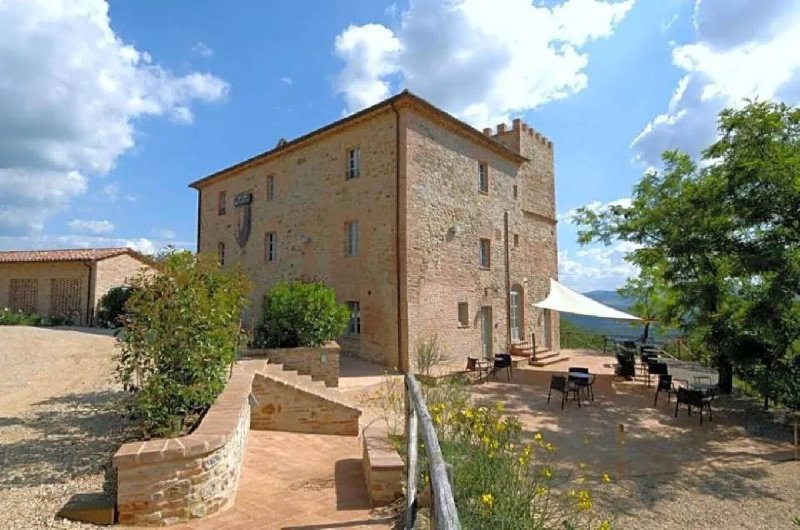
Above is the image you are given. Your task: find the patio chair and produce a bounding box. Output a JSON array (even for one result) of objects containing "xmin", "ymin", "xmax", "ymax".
[
  {"xmin": 674, "ymin": 387, "xmax": 714, "ymax": 424},
  {"xmin": 491, "ymin": 353, "xmax": 512, "ymax": 381},
  {"xmin": 547, "ymin": 375, "xmax": 581, "ymax": 410},
  {"xmin": 639, "ymin": 351, "xmax": 658, "ymax": 376},
  {"xmin": 465, "ymin": 357, "xmax": 490, "ymax": 383},
  {"xmin": 614, "ymin": 349, "xmax": 636, "ymax": 379},
  {"xmin": 568, "ymin": 366, "xmax": 595, "ymax": 401},
  {"xmin": 647, "ymin": 361, "xmax": 669, "ymax": 388},
  {"xmin": 653, "ymin": 375, "xmax": 686, "ymax": 406}
]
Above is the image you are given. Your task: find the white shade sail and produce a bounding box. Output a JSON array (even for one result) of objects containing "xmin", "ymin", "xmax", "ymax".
[{"xmin": 533, "ymin": 278, "xmax": 642, "ymax": 321}]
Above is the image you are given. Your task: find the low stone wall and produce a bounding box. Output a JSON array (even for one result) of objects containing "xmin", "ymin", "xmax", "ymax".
[
  {"xmin": 113, "ymin": 361, "xmax": 262, "ymax": 526},
  {"xmin": 250, "ymin": 371, "xmax": 360, "ymax": 435},
  {"xmin": 245, "ymin": 343, "xmax": 339, "ymax": 387},
  {"xmin": 361, "ymin": 422, "xmax": 404, "ymax": 506}
]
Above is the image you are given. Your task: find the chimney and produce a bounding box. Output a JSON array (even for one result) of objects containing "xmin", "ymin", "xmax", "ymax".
[
  {"xmin": 483, "ymin": 127, "xmax": 492, "ymax": 136},
  {"xmin": 497, "ymin": 123, "xmax": 506, "ymax": 133}
]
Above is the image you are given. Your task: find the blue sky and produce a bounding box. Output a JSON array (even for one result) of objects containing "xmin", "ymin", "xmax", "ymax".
[{"xmin": 2, "ymin": 0, "xmax": 799, "ymax": 292}]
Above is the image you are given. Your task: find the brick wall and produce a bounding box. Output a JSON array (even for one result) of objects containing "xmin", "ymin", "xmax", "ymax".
[
  {"xmin": 249, "ymin": 372, "xmax": 361, "ymax": 435},
  {"xmin": 113, "ymin": 362, "xmax": 257, "ymax": 526},
  {"xmin": 245, "ymin": 343, "xmax": 340, "ymax": 387},
  {"xmin": 0, "ymin": 262, "xmax": 89, "ymax": 324},
  {"xmin": 197, "ymin": 109, "xmax": 400, "ymax": 367},
  {"xmin": 402, "ymin": 111, "xmax": 559, "ymax": 367},
  {"xmin": 93, "ymin": 253, "xmax": 152, "ymax": 319},
  {"xmin": 361, "ymin": 422, "xmax": 403, "ymax": 506}
]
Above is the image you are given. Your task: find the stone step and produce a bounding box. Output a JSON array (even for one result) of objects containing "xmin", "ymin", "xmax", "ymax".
[
  {"xmin": 261, "ymin": 363, "xmax": 357, "ymax": 411},
  {"xmin": 530, "ymin": 355, "xmax": 570, "ymax": 367},
  {"xmin": 533, "ymin": 351, "xmax": 560, "ymax": 361}
]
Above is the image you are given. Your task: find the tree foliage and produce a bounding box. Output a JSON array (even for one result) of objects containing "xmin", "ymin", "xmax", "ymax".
[
  {"xmin": 255, "ymin": 280, "xmax": 350, "ymax": 348},
  {"xmin": 574, "ymin": 100, "xmax": 800, "ymax": 404},
  {"xmin": 96, "ymin": 285, "xmax": 134, "ymax": 328},
  {"xmin": 115, "ymin": 250, "xmax": 250, "ymax": 437}
]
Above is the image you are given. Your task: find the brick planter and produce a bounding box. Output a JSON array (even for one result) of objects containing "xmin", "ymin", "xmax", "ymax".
[
  {"xmin": 245, "ymin": 342, "xmax": 339, "ymax": 387},
  {"xmin": 112, "ymin": 361, "xmax": 261, "ymax": 526}
]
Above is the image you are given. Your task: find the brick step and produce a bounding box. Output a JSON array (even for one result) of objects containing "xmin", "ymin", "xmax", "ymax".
[
  {"xmin": 533, "ymin": 351, "xmax": 560, "ymax": 361},
  {"xmin": 261, "ymin": 363, "xmax": 358, "ymax": 412},
  {"xmin": 510, "ymin": 346, "xmax": 549, "ymax": 357},
  {"xmin": 530, "ymin": 355, "xmax": 570, "ymax": 367}
]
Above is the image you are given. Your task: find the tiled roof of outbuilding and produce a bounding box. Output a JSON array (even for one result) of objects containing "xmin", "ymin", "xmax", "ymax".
[{"xmin": 0, "ymin": 247, "xmax": 149, "ymax": 264}]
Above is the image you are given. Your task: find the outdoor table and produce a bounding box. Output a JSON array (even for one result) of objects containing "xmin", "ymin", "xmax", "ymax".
[{"xmin": 688, "ymin": 382, "xmax": 717, "ymax": 394}]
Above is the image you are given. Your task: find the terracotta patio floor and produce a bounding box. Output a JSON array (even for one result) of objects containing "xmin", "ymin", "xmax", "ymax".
[{"xmin": 173, "ymin": 431, "xmax": 396, "ymax": 530}]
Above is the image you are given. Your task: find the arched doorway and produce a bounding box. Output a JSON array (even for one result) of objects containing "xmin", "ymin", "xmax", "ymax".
[{"xmin": 510, "ymin": 284, "xmax": 524, "ymax": 342}]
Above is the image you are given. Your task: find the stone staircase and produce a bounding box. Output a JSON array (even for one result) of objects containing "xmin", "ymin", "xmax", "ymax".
[
  {"xmin": 510, "ymin": 341, "xmax": 570, "ymax": 367},
  {"xmin": 250, "ymin": 362, "xmax": 362, "ymax": 436}
]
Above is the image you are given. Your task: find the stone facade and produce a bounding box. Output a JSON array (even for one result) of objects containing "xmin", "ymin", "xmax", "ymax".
[
  {"xmin": 245, "ymin": 343, "xmax": 340, "ymax": 387},
  {"xmin": 0, "ymin": 248, "xmax": 152, "ymax": 326},
  {"xmin": 191, "ymin": 91, "xmax": 559, "ymax": 370},
  {"xmin": 113, "ymin": 361, "xmax": 257, "ymax": 526}
]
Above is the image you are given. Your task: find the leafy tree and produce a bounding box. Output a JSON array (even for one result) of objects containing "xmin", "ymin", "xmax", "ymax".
[
  {"xmin": 617, "ymin": 269, "xmax": 676, "ymax": 343},
  {"xmin": 115, "ymin": 250, "xmax": 250, "ymax": 437},
  {"xmin": 574, "ymin": 101, "xmax": 800, "ymax": 399},
  {"xmin": 255, "ymin": 280, "xmax": 350, "ymax": 348},
  {"xmin": 96, "ymin": 285, "xmax": 134, "ymax": 328}
]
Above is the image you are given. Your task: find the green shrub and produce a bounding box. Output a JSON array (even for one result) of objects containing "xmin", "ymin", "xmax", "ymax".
[
  {"xmin": 255, "ymin": 280, "xmax": 350, "ymax": 348},
  {"xmin": 96, "ymin": 285, "xmax": 134, "ymax": 328},
  {"xmin": 0, "ymin": 308, "xmax": 42, "ymax": 326},
  {"xmin": 115, "ymin": 250, "xmax": 250, "ymax": 438}
]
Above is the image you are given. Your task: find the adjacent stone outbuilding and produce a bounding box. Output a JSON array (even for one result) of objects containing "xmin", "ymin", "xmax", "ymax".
[{"xmin": 0, "ymin": 248, "xmax": 153, "ymax": 326}]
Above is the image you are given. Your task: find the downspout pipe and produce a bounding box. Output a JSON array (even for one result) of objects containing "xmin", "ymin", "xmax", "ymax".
[{"xmin": 504, "ymin": 212, "xmax": 511, "ymax": 349}]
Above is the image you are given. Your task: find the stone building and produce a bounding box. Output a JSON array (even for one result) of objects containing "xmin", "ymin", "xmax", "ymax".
[
  {"xmin": 0, "ymin": 248, "xmax": 153, "ymax": 326},
  {"xmin": 191, "ymin": 91, "xmax": 559, "ymax": 370}
]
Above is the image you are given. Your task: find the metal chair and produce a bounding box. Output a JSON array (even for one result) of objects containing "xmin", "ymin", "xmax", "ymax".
[
  {"xmin": 568, "ymin": 366, "xmax": 595, "ymax": 401},
  {"xmin": 491, "ymin": 353, "xmax": 512, "ymax": 381},
  {"xmin": 653, "ymin": 374, "xmax": 685, "ymax": 406},
  {"xmin": 675, "ymin": 387, "xmax": 715, "ymax": 424},
  {"xmin": 647, "ymin": 361, "xmax": 669, "ymax": 388},
  {"xmin": 547, "ymin": 375, "xmax": 581, "ymax": 409}
]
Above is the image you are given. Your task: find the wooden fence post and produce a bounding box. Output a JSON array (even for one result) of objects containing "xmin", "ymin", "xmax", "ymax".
[
  {"xmin": 616, "ymin": 424, "xmax": 625, "ymax": 480},
  {"xmin": 405, "ymin": 387, "xmax": 419, "ymax": 530}
]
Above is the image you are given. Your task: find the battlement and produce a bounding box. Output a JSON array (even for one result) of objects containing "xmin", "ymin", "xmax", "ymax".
[{"xmin": 482, "ymin": 118, "xmax": 552, "ymax": 150}]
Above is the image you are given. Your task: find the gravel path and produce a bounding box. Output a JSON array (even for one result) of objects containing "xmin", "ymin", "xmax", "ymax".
[{"xmin": 0, "ymin": 326, "xmax": 133, "ymax": 529}]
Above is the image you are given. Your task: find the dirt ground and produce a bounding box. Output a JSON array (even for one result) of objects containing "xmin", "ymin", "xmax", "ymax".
[{"xmin": 0, "ymin": 326, "xmax": 131, "ymax": 529}]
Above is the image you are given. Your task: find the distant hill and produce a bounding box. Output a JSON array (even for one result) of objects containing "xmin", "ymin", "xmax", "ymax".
[{"xmin": 561, "ymin": 290, "xmax": 642, "ymax": 339}]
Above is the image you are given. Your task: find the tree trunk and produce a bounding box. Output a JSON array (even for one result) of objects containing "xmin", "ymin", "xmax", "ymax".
[
  {"xmin": 643, "ymin": 323, "xmax": 650, "ymax": 343},
  {"xmin": 718, "ymin": 359, "xmax": 733, "ymax": 393}
]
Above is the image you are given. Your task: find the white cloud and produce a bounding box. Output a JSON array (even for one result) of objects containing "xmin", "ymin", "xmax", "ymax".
[
  {"xmin": 68, "ymin": 219, "xmax": 114, "ymax": 235},
  {"xmin": 0, "ymin": 0, "xmax": 229, "ymax": 237},
  {"xmin": 101, "ymin": 181, "xmax": 119, "ymax": 202},
  {"xmin": 191, "ymin": 41, "xmax": 214, "ymax": 58},
  {"xmin": 559, "ymin": 245, "xmax": 638, "ymax": 292},
  {"xmin": 632, "ymin": 0, "xmax": 800, "ymax": 166},
  {"xmin": 333, "ymin": 0, "xmax": 634, "ymax": 125},
  {"xmin": 155, "ymin": 227, "xmax": 177, "ymax": 239},
  {"xmin": 0, "ymin": 233, "xmax": 194, "ymax": 255},
  {"xmin": 280, "ymin": 76, "xmax": 293, "ymax": 86}
]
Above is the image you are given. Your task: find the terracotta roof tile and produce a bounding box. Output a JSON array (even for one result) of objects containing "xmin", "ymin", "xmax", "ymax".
[{"xmin": 0, "ymin": 247, "xmax": 146, "ymax": 263}]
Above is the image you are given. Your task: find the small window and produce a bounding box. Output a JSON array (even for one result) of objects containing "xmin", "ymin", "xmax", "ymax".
[
  {"xmin": 346, "ymin": 147, "xmax": 360, "ymax": 179},
  {"xmin": 345, "ymin": 220, "xmax": 359, "ymax": 256},
  {"xmin": 478, "ymin": 162, "xmax": 489, "ymax": 193},
  {"xmin": 265, "ymin": 232, "xmax": 276, "ymax": 262},
  {"xmin": 266, "ymin": 175, "xmax": 275, "ymax": 201},
  {"xmin": 514, "ymin": 234, "xmax": 520, "ymax": 248},
  {"xmin": 513, "ymin": 185, "xmax": 518, "ymax": 199},
  {"xmin": 458, "ymin": 302, "xmax": 469, "ymax": 327},
  {"xmin": 347, "ymin": 301, "xmax": 361, "ymax": 335},
  {"xmin": 217, "ymin": 242, "xmax": 225, "ymax": 265},
  {"xmin": 218, "ymin": 191, "xmax": 226, "ymax": 215},
  {"xmin": 479, "ymin": 238, "xmax": 491, "ymax": 268}
]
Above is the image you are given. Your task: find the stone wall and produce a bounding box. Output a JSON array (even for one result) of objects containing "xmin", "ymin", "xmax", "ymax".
[
  {"xmin": 92, "ymin": 253, "xmax": 152, "ymax": 320},
  {"xmin": 361, "ymin": 422, "xmax": 404, "ymax": 506},
  {"xmin": 113, "ymin": 361, "xmax": 259, "ymax": 526},
  {"xmin": 245, "ymin": 343, "xmax": 339, "ymax": 387},
  {"xmin": 250, "ymin": 371, "xmax": 360, "ymax": 435},
  {"xmin": 196, "ymin": 109, "xmax": 400, "ymax": 367}
]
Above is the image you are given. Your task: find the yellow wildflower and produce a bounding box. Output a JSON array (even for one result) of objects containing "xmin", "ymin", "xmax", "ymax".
[
  {"xmin": 481, "ymin": 493, "xmax": 494, "ymax": 509},
  {"xmin": 597, "ymin": 520, "xmax": 611, "ymax": 530},
  {"xmin": 534, "ymin": 485, "xmax": 548, "ymax": 496},
  {"xmin": 495, "ymin": 401, "xmax": 505, "ymax": 411},
  {"xmin": 602, "ymin": 472, "xmax": 612, "ymax": 484},
  {"xmin": 541, "ymin": 467, "xmax": 553, "ymax": 479},
  {"xmin": 533, "ymin": 432, "xmax": 543, "ymax": 442},
  {"xmin": 496, "ymin": 421, "xmax": 506, "ymax": 432},
  {"xmin": 545, "ymin": 442, "xmax": 556, "ymax": 452},
  {"xmin": 577, "ymin": 489, "xmax": 592, "ymax": 510}
]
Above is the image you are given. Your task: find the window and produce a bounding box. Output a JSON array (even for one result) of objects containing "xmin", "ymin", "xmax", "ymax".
[
  {"xmin": 514, "ymin": 234, "xmax": 520, "ymax": 248},
  {"xmin": 347, "ymin": 301, "xmax": 361, "ymax": 335},
  {"xmin": 479, "ymin": 238, "xmax": 491, "ymax": 268},
  {"xmin": 217, "ymin": 242, "xmax": 225, "ymax": 265},
  {"xmin": 457, "ymin": 302, "xmax": 469, "ymax": 327},
  {"xmin": 265, "ymin": 232, "xmax": 276, "ymax": 262},
  {"xmin": 478, "ymin": 162, "xmax": 489, "ymax": 193},
  {"xmin": 346, "ymin": 147, "xmax": 360, "ymax": 179},
  {"xmin": 345, "ymin": 220, "xmax": 359, "ymax": 256},
  {"xmin": 513, "ymin": 185, "xmax": 518, "ymax": 199},
  {"xmin": 266, "ymin": 175, "xmax": 275, "ymax": 201},
  {"xmin": 218, "ymin": 191, "xmax": 226, "ymax": 215}
]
